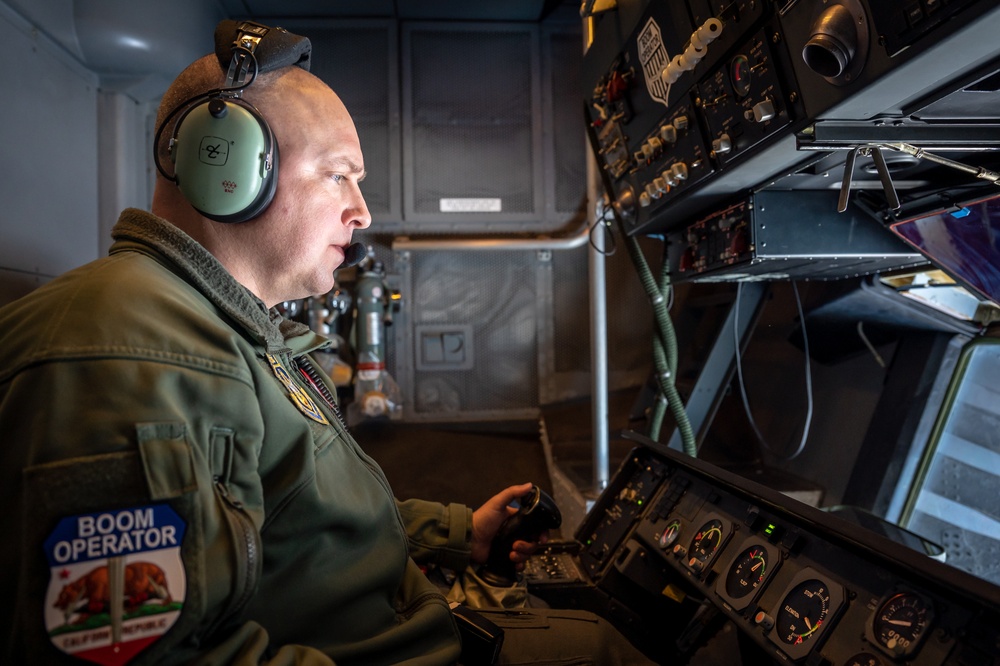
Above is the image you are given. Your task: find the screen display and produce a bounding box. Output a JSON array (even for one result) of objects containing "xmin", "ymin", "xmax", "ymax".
[{"xmin": 890, "ymin": 193, "xmax": 1000, "ymax": 305}]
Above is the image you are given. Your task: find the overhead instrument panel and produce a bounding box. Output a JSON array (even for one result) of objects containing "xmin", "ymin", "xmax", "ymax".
[
  {"xmin": 526, "ymin": 438, "xmax": 1000, "ymax": 664},
  {"xmin": 583, "ymin": 0, "xmax": 1000, "ymax": 238}
]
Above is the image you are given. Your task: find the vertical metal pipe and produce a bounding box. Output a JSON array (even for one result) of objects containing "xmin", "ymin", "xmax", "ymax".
[
  {"xmin": 587, "ymin": 151, "xmax": 610, "ymax": 492},
  {"xmin": 584, "ymin": 14, "xmax": 610, "ymax": 493}
]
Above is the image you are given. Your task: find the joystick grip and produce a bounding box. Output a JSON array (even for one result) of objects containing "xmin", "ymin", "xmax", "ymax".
[{"xmin": 478, "ymin": 485, "xmax": 562, "ymax": 587}]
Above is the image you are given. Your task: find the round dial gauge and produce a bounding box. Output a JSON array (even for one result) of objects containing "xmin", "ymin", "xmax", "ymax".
[
  {"xmin": 872, "ymin": 592, "xmax": 933, "ymax": 657},
  {"xmin": 658, "ymin": 519, "xmax": 682, "ymax": 550},
  {"xmin": 725, "ymin": 545, "xmax": 769, "ymax": 599},
  {"xmin": 776, "ymin": 579, "xmax": 832, "ymax": 646},
  {"xmin": 730, "ymin": 54, "xmax": 752, "ymax": 97},
  {"xmin": 689, "ymin": 519, "xmax": 724, "ymax": 562}
]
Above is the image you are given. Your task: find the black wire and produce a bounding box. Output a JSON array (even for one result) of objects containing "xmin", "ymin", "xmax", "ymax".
[
  {"xmin": 589, "ymin": 206, "xmax": 618, "ymax": 256},
  {"xmin": 734, "ymin": 280, "xmax": 814, "ymax": 461}
]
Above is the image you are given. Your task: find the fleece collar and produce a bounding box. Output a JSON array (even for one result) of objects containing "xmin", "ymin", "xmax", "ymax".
[{"xmin": 109, "ymin": 208, "xmax": 315, "ymax": 351}]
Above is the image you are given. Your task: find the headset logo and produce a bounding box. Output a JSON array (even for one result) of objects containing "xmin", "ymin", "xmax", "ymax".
[{"xmin": 199, "ymin": 136, "xmax": 230, "ymax": 165}]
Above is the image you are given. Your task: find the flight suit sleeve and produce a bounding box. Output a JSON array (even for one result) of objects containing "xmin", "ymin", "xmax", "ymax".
[
  {"xmin": 5, "ymin": 361, "xmax": 342, "ymax": 666},
  {"xmin": 396, "ymin": 499, "xmax": 474, "ymax": 571}
]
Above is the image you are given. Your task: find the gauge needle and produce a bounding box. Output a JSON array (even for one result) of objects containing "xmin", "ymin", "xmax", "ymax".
[
  {"xmin": 887, "ymin": 620, "xmax": 912, "ymax": 627},
  {"xmin": 804, "ymin": 617, "xmax": 813, "ymax": 631},
  {"xmin": 751, "ymin": 561, "xmax": 762, "ymax": 571}
]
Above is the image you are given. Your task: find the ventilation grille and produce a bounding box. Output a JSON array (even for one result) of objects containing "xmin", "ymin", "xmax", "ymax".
[{"xmin": 404, "ymin": 24, "xmax": 542, "ymax": 225}]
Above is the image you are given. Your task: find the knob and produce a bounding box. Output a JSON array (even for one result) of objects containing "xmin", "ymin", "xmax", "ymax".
[
  {"xmin": 208, "ymin": 98, "xmax": 229, "ymax": 118},
  {"xmin": 639, "ymin": 191, "xmax": 652, "ymax": 208},
  {"xmin": 648, "ymin": 136, "xmax": 663, "ymax": 153},
  {"xmin": 613, "ymin": 186, "xmax": 636, "ymax": 221},
  {"xmin": 659, "ymin": 124, "xmax": 678, "ymax": 144},
  {"xmin": 754, "ymin": 610, "xmax": 775, "ymax": 630},
  {"xmin": 688, "ymin": 558, "xmax": 705, "ymax": 573},
  {"xmin": 645, "ymin": 182, "xmax": 661, "ymax": 200},
  {"xmin": 712, "ymin": 134, "xmax": 733, "ymax": 154},
  {"xmin": 653, "ymin": 177, "xmax": 668, "ymax": 194},
  {"xmin": 672, "ymin": 544, "xmax": 687, "ymax": 558},
  {"xmin": 748, "ymin": 99, "xmax": 776, "ymax": 123},
  {"xmin": 673, "ymin": 115, "xmax": 689, "ymax": 132},
  {"xmin": 671, "ymin": 162, "xmax": 689, "ymax": 182}
]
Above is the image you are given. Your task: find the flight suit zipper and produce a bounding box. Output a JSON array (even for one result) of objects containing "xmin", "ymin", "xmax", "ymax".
[
  {"xmin": 295, "ymin": 356, "xmax": 349, "ymax": 429},
  {"xmin": 214, "ymin": 479, "xmax": 261, "ymax": 621}
]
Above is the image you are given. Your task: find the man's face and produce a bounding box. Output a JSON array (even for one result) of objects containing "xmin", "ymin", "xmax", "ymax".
[{"xmin": 248, "ymin": 75, "xmax": 371, "ymax": 305}]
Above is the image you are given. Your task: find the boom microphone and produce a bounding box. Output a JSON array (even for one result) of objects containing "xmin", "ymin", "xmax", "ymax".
[{"xmin": 342, "ymin": 242, "xmax": 368, "ymax": 268}]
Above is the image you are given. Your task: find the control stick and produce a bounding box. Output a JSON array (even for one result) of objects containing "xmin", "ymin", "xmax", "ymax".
[{"xmin": 478, "ymin": 485, "xmax": 562, "ymax": 587}]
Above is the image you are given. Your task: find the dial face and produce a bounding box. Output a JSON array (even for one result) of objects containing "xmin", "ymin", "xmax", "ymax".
[
  {"xmin": 659, "ymin": 519, "xmax": 682, "ymax": 550},
  {"xmin": 730, "ymin": 54, "xmax": 752, "ymax": 97},
  {"xmin": 776, "ymin": 579, "xmax": 831, "ymax": 646},
  {"xmin": 689, "ymin": 518, "xmax": 725, "ymax": 564},
  {"xmin": 725, "ymin": 545, "xmax": 769, "ymax": 599},
  {"xmin": 873, "ymin": 592, "xmax": 933, "ymax": 656},
  {"xmin": 845, "ymin": 653, "xmax": 884, "ymax": 666}
]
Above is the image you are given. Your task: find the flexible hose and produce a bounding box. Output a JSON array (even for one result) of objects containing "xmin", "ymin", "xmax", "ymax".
[
  {"xmin": 622, "ymin": 233, "xmax": 697, "ymax": 457},
  {"xmin": 583, "ymin": 109, "xmax": 696, "ymax": 456}
]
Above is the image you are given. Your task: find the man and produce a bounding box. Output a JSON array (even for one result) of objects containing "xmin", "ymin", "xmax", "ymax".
[{"xmin": 0, "ymin": 21, "xmax": 653, "ymax": 665}]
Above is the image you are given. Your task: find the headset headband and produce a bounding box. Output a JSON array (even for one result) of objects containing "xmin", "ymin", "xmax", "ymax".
[{"xmin": 214, "ymin": 20, "xmax": 312, "ymax": 85}]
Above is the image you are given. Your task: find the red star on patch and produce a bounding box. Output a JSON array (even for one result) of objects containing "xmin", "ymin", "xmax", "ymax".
[{"xmin": 59, "ymin": 568, "xmax": 70, "ymax": 579}]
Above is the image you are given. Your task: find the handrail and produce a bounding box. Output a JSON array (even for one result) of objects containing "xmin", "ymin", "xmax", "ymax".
[{"xmin": 390, "ymin": 224, "xmax": 590, "ymax": 252}]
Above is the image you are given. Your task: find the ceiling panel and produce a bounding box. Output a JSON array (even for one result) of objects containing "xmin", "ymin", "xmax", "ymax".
[{"xmin": 217, "ymin": 0, "xmax": 550, "ymax": 21}]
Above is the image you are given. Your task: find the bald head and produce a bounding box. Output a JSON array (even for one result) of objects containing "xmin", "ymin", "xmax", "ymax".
[{"xmin": 151, "ymin": 52, "xmax": 371, "ymax": 306}]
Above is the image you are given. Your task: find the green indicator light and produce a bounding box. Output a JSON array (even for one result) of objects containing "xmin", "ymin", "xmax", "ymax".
[
  {"xmin": 637, "ymin": 500, "xmax": 643, "ymax": 506},
  {"xmin": 765, "ymin": 523, "xmax": 776, "ymax": 534}
]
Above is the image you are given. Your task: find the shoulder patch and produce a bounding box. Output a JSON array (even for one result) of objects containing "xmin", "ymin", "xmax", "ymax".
[{"xmin": 43, "ymin": 504, "xmax": 187, "ymax": 665}]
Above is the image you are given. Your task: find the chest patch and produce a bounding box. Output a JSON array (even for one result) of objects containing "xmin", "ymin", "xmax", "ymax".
[
  {"xmin": 266, "ymin": 353, "xmax": 330, "ymax": 425},
  {"xmin": 42, "ymin": 504, "xmax": 187, "ymax": 665}
]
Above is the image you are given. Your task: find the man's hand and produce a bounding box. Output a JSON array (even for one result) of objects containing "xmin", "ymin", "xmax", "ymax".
[{"xmin": 470, "ymin": 483, "xmax": 549, "ymax": 566}]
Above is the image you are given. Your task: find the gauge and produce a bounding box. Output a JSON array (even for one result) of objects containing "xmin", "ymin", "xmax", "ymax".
[
  {"xmin": 730, "ymin": 54, "xmax": 752, "ymax": 97},
  {"xmin": 727, "ymin": 546, "xmax": 769, "ymax": 598},
  {"xmin": 685, "ymin": 515, "xmax": 731, "ymax": 575},
  {"xmin": 869, "ymin": 591, "xmax": 934, "ymax": 659},
  {"xmin": 716, "ymin": 537, "xmax": 781, "ymax": 611},
  {"xmin": 658, "ymin": 519, "xmax": 682, "ymax": 550},
  {"xmin": 845, "ymin": 653, "xmax": 884, "ymax": 666},
  {"xmin": 767, "ymin": 568, "xmax": 845, "ymax": 661},
  {"xmin": 776, "ymin": 579, "xmax": 831, "ymax": 646}
]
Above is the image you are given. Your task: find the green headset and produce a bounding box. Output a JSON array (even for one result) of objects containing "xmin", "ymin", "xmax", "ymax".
[{"xmin": 155, "ymin": 20, "xmax": 311, "ymax": 223}]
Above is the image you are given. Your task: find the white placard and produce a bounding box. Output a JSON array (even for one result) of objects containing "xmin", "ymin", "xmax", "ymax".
[{"xmin": 439, "ymin": 198, "xmax": 503, "ymax": 213}]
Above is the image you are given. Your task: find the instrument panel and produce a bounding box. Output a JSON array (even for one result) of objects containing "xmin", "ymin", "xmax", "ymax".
[
  {"xmin": 583, "ymin": 0, "xmax": 1000, "ymax": 237},
  {"xmin": 527, "ymin": 439, "xmax": 1000, "ymax": 664}
]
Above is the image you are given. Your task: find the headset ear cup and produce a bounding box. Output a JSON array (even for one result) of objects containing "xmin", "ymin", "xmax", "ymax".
[
  {"xmin": 171, "ymin": 98, "xmax": 278, "ymax": 223},
  {"xmin": 235, "ymin": 133, "xmax": 279, "ymax": 222}
]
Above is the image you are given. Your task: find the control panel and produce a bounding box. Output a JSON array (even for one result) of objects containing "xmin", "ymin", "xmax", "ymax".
[
  {"xmin": 665, "ymin": 190, "xmax": 926, "ymax": 283},
  {"xmin": 584, "ymin": 0, "xmax": 1000, "ymax": 237},
  {"xmin": 527, "ymin": 440, "xmax": 1000, "ymax": 664}
]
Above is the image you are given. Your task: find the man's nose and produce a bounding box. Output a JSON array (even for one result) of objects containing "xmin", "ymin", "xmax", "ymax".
[{"xmin": 347, "ymin": 185, "xmax": 372, "ymax": 230}]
